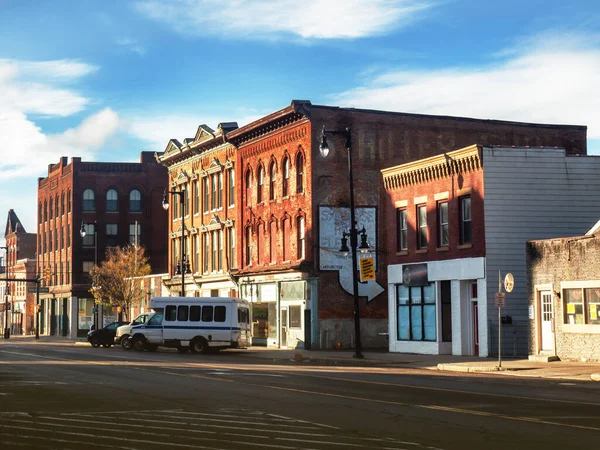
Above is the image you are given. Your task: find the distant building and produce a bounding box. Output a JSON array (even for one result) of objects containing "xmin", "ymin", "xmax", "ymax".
[
  {"xmin": 158, "ymin": 100, "xmax": 588, "ymax": 350},
  {"xmin": 37, "ymin": 153, "xmax": 168, "ymax": 338},
  {"xmin": 527, "ymin": 228, "xmax": 600, "ymax": 362},
  {"xmin": 382, "ymin": 146, "xmax": 600, "ymax": 357},
  {"xmin": 2, "ymin": 209, "xmax": 37, "ymax": 336}
]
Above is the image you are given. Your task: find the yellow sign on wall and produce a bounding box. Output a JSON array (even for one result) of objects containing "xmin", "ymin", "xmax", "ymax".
[
  {"xmin": 590, "ymin": 304, "xmax": 598, "ymax": 320},
  {"xmin": 359, "ymin": 257, "xmax": 375, "ymax": 282},
  {"xmin": 567, "ymin": 304, "xmax": 575, "ymax": 314}
]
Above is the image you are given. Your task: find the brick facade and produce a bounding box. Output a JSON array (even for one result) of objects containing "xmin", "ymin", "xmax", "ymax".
[{"xmin": 527, "ymin": 234, "xmax": 600, "ymax": 362}]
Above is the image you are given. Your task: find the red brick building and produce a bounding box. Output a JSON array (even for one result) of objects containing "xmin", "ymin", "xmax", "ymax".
[
  {"xmin": 37, "ymin": 153, "xmax": 168, "ymax": 337},
  {"xmin": 2, "ymin": 209, "xmax": 37, "ymax": 336},
  {"xmin": 158, "ymin": 100, "xmax": 587, "ymax": 350}
]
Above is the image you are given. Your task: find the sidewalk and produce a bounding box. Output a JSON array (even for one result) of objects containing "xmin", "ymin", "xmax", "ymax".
[{"xmin": 4, "ymin": 335, "xmax": 600, "ymax": 382}]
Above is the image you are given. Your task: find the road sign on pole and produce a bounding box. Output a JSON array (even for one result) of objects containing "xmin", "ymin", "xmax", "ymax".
[
  {"xmin": 28, "ymin": 287, "xmax": 49, "ymax": 293},
  {"xmin": 494, "ymin": 292, "xmax": 506, "ymax": 308}
]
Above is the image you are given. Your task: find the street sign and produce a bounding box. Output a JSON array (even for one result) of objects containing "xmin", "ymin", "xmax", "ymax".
[
  {"xmin": 494, "ymin": 292, "xmax": 506, "ymax": 308},
  {"xmin": 28, "ymin": 287, "xmax": 50, "ymax": 293},
  {"xmin": 359, "ymin": 257, "xmax": 375, "ymax": 282},
  {"xmin": 504, "ymin": 273, "xmax": 514, "ymax": 293}
]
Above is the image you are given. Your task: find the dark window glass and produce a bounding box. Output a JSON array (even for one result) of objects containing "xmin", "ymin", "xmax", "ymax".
[
  {"xmin": 228, "ymin": 168, "xmax": 235, "ymax": 207},
  {"xmin": 214, "ymin": 306, "xmax": 226, "ymax": 322},
  {"xmin": 83, "ymin": 189, "xmax": 95, "ymax": 212},
  {"xmin": 460, "ymin": 196, "xmax": 472, "ymax": 244},
  {"xmin": 417, "ymin": 205, "xmax": 427, "ymax": 249},
  {"xmin": 177, "ymin": 305, "xmax": 189, "ymax": 321},
  {"xmin": 257, "ymin": 166, "xmax": 264, "ymax": 203},
  {"xmin": 202, "ymin": 305, "xmax": 213, "ymax": 322},
  {"xmin": 282, "ymin": 157, "xmax": 289, "ymax": 197},
  {"xmin": 106, "ymin": 189, "xmax": 118, "ymax": 212},
  {"xmin": 441, "ymin": 280, "xmax": 452, "ymax": 342},
  {"xmin": 397, "ymin": 209, "xmax": 407, "ymax": 251},
  {"xmin": 130, "ymin": 189, "xmax": 142, "ymax": 212},
  {"xmin": 289, "ymin": 305, "xmax": 301, "ymax": 328},
  {"xmin": 190, "ymin": 305, "xmax": 201, "ymax": 322},
  {"xmin": 165, "ymin": 305, "xmax": 177, "ymax": 321},
  {"xmin": 396, "ymin": 284, "xmax": 436, "ymax": 341},
  {"xmin": 296, "ymin": 153, "xmax": 304, "ymax": 194},
  {"xmin": 438, "ymin": 202, "xmax": 449, "ymax": 247}
]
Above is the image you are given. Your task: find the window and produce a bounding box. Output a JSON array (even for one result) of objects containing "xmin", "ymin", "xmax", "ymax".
[
  {"xmin": 165, "ymin": 305, "xmax": 177, "ymax": 321},
  {"xmin": 184, "ymin": 185, "xmax": 189, "ymax": 216},
  {"xmin": 190, "ymin": 305, "xmax": 201, "ymax": 321},
  {"xmin": 564, "ymin": 287, "xmax": 600, "ymax": 325},
  {"xmin": 66, "ymin": 261, "xmax": 70, "ymax": 284},
  {"xmin": 282, "ymin": 157, "xmax": 289, "ymax": 197},
  {"xmin": 38, "ymin": 203, "xmax": 42, "ymax": 224},
  {"xmin": 238, "ymin": 308, "xmax": 249, "ymax": 325},
  {"xmin": 60, "ymin": 227, "xmax": 64, "ymax": 249},
  {"xmin": 228, "ymin": 168, "xmax": 235, "ymax": 207},
  {"xmin": 297, "ymin": 216, "xmax": 305, "ymax": 259},
  {"xmin": 61, "ymin": 193, "xmax": 65, "ymax": 216},
  {"xmin": 193, "ymin": 182, "xmax": 199, "ymax": 214},
  {"xmin": 441, "ymin": 280, "xmax": 452, "ymax": 342},
  {"xmin": 55, "ymin": 228, "xmax": 58, "ymax": 249},
  {"xmin": 214, "ymin": 305, "xmax": 226, "ymax": 322},
  {"xmin": 83, "ymin": 189, "xmax": 95, "ymax": 212},
  {"xmin": 229, "ymin": 228, "xmax": 236, "ymax": 270},
  {"xmin": 417, "ymin": 205, "xmax": 427, "ymax": 249},
  {"xmin": 438, "ymin": 202, "xmax": 449, "ymax": 247},
  {"xmin": 202, "ymin": 233, "xmax": 209, "ymax": 273},
  {"xmin": 217, "ymin": 172, "xmax": 223, "ymax": 209},
  {"xmin": 397, "ymin": 284, "xmax": 436, "ymax": 341},
  {"xmin": 55, "ymin": 195, "xmax": 59, "ymax": 217},
  {"xmin": 245, "ymin": 226, "xmax": 252, "ymax": 266},
  {"xmin": 194, "ymin": 235, "xmax": 200, "ymax": 273},
  {"xmin": 269, "ymin": 221, "xmax": 277, "ymax": 263},
  {"xmin": 203, "ymin": 177, "xmax": 209, "ymax": 213},
  {"xmin": 202, "ymin": 305, "xmax": 213, "ymax": 322},
  {"xmin": 211, "ymin": 231, "xmax": 218, "ymax": 272},
  {"xmin": 129, "ymin": 223, "xmax": 141, "ymax": 246},
  {"xmin": 177, "ymin": 305, "xmax": 189, "ymax": 321},
  {"xmin": 49, "ymin": 197, "xmax": 53, "ymax": 220},
  {"xmin": 396, "ymin": 209, "xmax": 407, "ymax": 251},
  {"xmin": 106, "ymin": 224, "xmax": 118, "ymax": 247},
  {"xmin": 460, "ymin": 196, "xmax": 472, "ymax": 244},
  {"xmin": 296, "ymin": 153, "xmax": 304, "ymax": 194},
  {"xmin": 67, "ymin": 228, "xmax": 71, "ymax": 248},
  {"xmin": 269, "ymin": 162, "xmax": 276, "ymax": 201},
  {"xmin": 257, "ymin": 166, "xmax": 264, "ymax": 203},
  {"xmin": 283, "ymin": 217, "xmax": 291, "ymax": 261},
  {"xmin": 106, "ymin": 189, "xmax": 118, "ymax": 212},
  {"xmin": 83, "ymin": 261, "xmax": 94, "ymax": 275},
  {"xmin": 211, "ymin": 174, "xmax": 217, "ymax": 210},
  {"xmin": 257, "ymin": 223, "xmax": 264, "ymax": 265},
  {"xmin": 129, "ymin": 189, "xmax": 142, "ymax": 212},
  {"xmin": 67, "ymin": 189, "xmax": 71, "ymax": 213},
  {"xmin": 82, "ymin": 223, "xmax": 95, "ymax": 247},
  {"xmin": 245, "ymin": 170, "xmax": 252, "ymax": 206},
  {"xmin": 44, "ymin": 200, "xmax": 47, "ymax": 221},
  {"xmin": 289, "ymin": 305, "xmax": 301, "ymax": 328}
]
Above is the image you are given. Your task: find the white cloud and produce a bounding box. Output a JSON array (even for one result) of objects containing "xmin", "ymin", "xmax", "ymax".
[
  {"xmin": 134, "ymin": 0, "xmax": 433, "ymax": 40},
  {"xmin": 330, "ymin": 32, "xmax": 600, "ymax": 138},
  {"xmin": 116, "ymin": 38, "xmax": 147, "ymax": 56},
  {"xmin": 0, "ymin": 59, "xmax": 120, "ymax": 181}
]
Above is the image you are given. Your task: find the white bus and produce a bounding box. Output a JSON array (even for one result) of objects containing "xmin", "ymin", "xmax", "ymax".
[{"xmin": 130, "ymin": 297, "xmax": 250, "ymax": 354}]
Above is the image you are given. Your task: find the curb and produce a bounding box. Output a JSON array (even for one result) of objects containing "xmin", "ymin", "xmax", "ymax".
[{"xmin": 437, "ymin": 363, "xmax": 502, "ymax": 373}]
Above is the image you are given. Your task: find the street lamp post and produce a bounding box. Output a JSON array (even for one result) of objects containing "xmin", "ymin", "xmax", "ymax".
[
  {"xmin": 319, "ymin": 126, "xmax": 370, "ymax": 359},
  {"xmin": 162, "ymin": 188, "xmax": 190, "ymax": 296},
  {"xmin": 1, "ymin": 246, "xmax": 9, "ymax": 340},
  {"xmin": 80, "ymin": 221, "xmax": 98, "ymax": 329}
]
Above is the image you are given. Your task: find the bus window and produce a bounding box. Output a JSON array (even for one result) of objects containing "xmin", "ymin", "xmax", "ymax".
[
  {"xmin": 238, "ymin": 308, "xmax": 249, "ymax": 324},
  {"xmin": 190, "ymin": 305, "xmax": 200, "ymax": 322},
  {"xmin": 202, "ymin": 306, "xmax": 213, "ymax": 322},
  {"xmin": 178, "ymin": 305, "xmax": 189, "ymax": 321},
  {"xmin": 165, "ymin": 305, "xmax": 177, "ymax": 321},
  {"xmin": 215, "ymin": 306, "xmax": 226, "ymax": 322}
]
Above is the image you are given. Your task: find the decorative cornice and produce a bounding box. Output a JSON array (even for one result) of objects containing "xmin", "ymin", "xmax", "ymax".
[{"xmin": 381, "ymin": 145, "xmax": 482, "ymax": 190}]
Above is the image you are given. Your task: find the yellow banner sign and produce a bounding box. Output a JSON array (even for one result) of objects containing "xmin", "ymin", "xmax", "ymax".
[{"xmin": 359, "ymin": 257, "xmax": 375, "ymax": 282}]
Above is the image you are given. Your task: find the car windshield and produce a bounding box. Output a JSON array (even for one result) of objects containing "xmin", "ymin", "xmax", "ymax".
[
  {"xmin": 132, "ymin": 315, "xmax": 146, "ymax": 324},
  {"xmin": 146, "ymin": 313, "xmax": 163, "ymax": 325}
]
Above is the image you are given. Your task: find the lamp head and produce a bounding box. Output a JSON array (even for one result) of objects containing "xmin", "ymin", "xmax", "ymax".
[
  {"xmin": 79, "ymin": 222, "xmax": 86, "ymax": 238},
  {"xmin": 339, "ymin": 235, "xmax": 350, "ymax": 256},
  {"xmin": 319, "ymin": 125, "xmax": 330, "ymax": 158},
  {"xmin": 162, "ymin": 189, "xmax": 169, "ymax": 210},
  {"xmin": 359, "ymin": 229, "xmax": 370, "ymax": 254}
]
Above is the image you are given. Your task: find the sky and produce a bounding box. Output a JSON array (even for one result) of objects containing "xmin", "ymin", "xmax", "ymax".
[{"xmin": 1, "ymin": 0, "xmax": 600, "ymax": 234}]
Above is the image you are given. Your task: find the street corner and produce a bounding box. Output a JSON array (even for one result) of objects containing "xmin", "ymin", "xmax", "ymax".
[{"xmin": 437, "ymin": 363, "xmax": 500, "ymax": 373}]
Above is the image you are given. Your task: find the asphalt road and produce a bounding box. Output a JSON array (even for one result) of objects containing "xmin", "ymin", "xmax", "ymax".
[{"xmin": 0, "ymin": 341, "xmax": 599, "ymax": 450}]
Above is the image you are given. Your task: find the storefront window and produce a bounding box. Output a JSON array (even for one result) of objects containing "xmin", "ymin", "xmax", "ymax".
[
  {"xmin": 564, "ymin": 288, "xmax": 584, "ymax": 324},
  {"xmin": 397, "ymin": 283, "xmax": 436, "ymax": 341},
  {"xmin": 78, "ymin": 298, "xmax": 94, "ymax": 333},
  {"xmin": 586, "ymin": 288, "xmax": 600, "ymax": 325}
]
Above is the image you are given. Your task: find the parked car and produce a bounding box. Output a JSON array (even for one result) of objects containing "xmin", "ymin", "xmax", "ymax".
[
  {"xmin": 115, "ymin": 312, "xmax": 155, "ymax": 350},
  {"xmin": 87, "ymin": 321, "xmax": 129, "ymax": 348}
]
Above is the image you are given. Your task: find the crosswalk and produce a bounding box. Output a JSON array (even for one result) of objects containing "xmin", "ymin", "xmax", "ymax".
[{"xmin": 0, "ymin": 409, "xmax": 445, "ymax": 450}]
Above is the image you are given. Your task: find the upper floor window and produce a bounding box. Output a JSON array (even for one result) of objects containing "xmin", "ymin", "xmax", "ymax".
[
  {"xmin": 38, "ymin": 203, "xmax": 42, "ymax": 224},
  {"xmin": 257, "ymin": 223, "xmax": 264, "ymax": 265},
  {"xmin": 297, "ymin": 216, "xmax": 305, "ymax": 259},
  {"xmin": 203, "ymin": 177, "xmax": 210, "ymax": 213},
  {"xmin": 245, "ymin": 226, "xmax": 252, "ymax": 266},
  {"xmin": 269, "ymin": 221, "xmax": 277, "ymax": 263},
  {"xmin": 396, "ymin": 209, "xmax": 407, "ymax": 251},
  {"xmin": 129, "ymin": 223, "xmax": 141, "ymax": 246},
  {"xmin": 129, "ymin": 189, "xmax": 142, "ymax": 212},
  {"xmin": 83, "ymin": 189, "xmax": 95, "ymax": 212},
  {"xmin": 184, "ymin": 185, "xmax": 189, "ymax": 216},
  {"xmin": 55, "ymin": 195, "xmax": 59, "ymax": 217},
  {"xmin": 82, "ymin": 223, "xmax": 96, "ymax": 247},
  {"xmin": 228, "ymin": 168, "xmax": 235, "ymax": 207},
  {"xmin": 438, "ymin": 202, "xmax": 449, "ymax": 247},
  {"xmin": 106, "ymin": 189, "xmax": 118, "ymax": 212},
  {"xmin": 257, "ymin": 166, "xmax": 264, "ymax": 203},
  {"xmin": 44, "ymin": 200, "xmax": 47, "ymax": 221},
  {"xmin": 460, "ymin": 196, "xmax": 472, "ymax": 245},
  {"xmin": 61, "ymin": 192, "xmax": 65, "ymax": 216},
  {"xmin": 417, "ymin": 205, "xmax": 427, "ymax": 249},
  {"xmin": 282, "ymin": 157, "xmax": 290, "ymax": 197},
  {"xmin": 283, "ymin": 217, "xmax": 291, "ymax": 261},
  {"xmin": 211, "ymin": 174, "xmax": 217, "ymax": 210},
  {"xmin": 193, "ymin": 181, "xmax": 199, "ymax": 214},
  {"xmin": 245, "ymin": 170, "xmax": 252, "ymax": 207},
  {"xmin": 203, "ymin": 233, "xmax": 209, "ymax": 273},
  {"xmin": 269, "ymin": 161, "xmax": 276, "ymax": 201},
  {"xmin": 67, "ymin": 189, "xmax": 72, "ymax": 213},
  {"xmin": 106, "ymin": 224, "xmax": 118, "ymax": 247},
  {"xmin": 228, "ymin": 228, "xmax": 236, "ymax": 270},
  {"xmin": 296, "ymin": 153, "xmax": 304, "ymax": 194},
  {"xmin": 217, "ymin": 172, "xmax": 223, "ymax": 209},
  {"xmin": 49, "ymin": 197, "xmax": 54, "ymax": 220}
]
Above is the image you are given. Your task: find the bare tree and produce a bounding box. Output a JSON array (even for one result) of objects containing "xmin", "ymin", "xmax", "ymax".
[{"xmin": 90, "ymin": 245, "xmax": 151, "ymax": 321}]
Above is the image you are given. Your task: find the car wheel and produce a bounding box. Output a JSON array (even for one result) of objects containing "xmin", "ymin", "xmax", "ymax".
[
  {"xmin": 177, "ymin": 346, "xmax": 189, "ymax": 354},
  {"xmin": 89, "ymin": 340, "xmax": 99, "ymax": 348},
  {"xmin": 132, "ymin": 335, "xmax": 146, "ymax": 352},
  {"xmin": 121, "ymin": 335, "xmax": 132, "ymax": 351},
  {"xmin": 190, "ymin": 338, "xmax": 208, "ymax": 354}
]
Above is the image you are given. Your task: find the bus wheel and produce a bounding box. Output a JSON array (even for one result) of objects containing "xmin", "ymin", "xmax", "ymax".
[
  {"xmin": 132, "ymin": 335, "xmax": 146, "ymax": 352},
  {"xmin": 190, "ymin": 338, "xmax": 208, "ymax": 354}
]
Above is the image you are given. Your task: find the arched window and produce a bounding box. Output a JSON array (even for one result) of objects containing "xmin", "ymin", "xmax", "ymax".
[
  {"xmin": 296, "ymin": 153, "xmax": 304, "ymax": 194},
  {"xmin": 257, "ymin": 222, "xmax": 264, "ymax": 265},
  {"xmin": 283, "ymin": 216, "xmax": 291, "ymax": 261},
  {"xmin": 106, "ymin": 189, "xmax": 118, "ymax": 212},
  {"xmin": 297, "ymin": 215, "xmax": 306, "ymax": 259},
  {"xmin": 245, "ymin": 226, "xmax": 252, "ymax": 266},
  {"xmin": 43, "ymin": 200, "xmax": 47, "ymax": 221},
  {"xmin": 67, "ymin": 189, "xmax": 72, "ymax": 213},
  {"xmin": 83, "ymin": 189, "xmax": 95, "ymax": 212},
  {"xmin": 228, "ymin": 168, "xmax": 235, "ymax": 207},
  {"xmin": 129, "ymin": 189, "xmax": 142, "ymax": 212},
  {"xmin": 38, "ymin": 203, "xmax": 42, "ymax": 224},
  {"xmin": 257, "ymin": 166, "xmax": 264, "ymax": 203},
  {"xmin": 55, "ymin": 195, "xmax": 59, "ymax": 217},
  {"xmin": 269, "ymin": 161, "xmax": 276, "ymax": 201},
  {"xmin": 282, "ymin": 157, "xmax": 289, "ymax": 197},
  {"xmin": 61, "ymin": 192, "xmax": 66, "ymax": 216},
  {"xmin": 49, "ymin": 197, "xmax": 53, "ymax": 220},
  {"xmin": 245, "ymin": 169, "xmax": 252, "ymax": 207},
  {"xmin": 269, "ymin": 221, "xmax": 277, "ymax": 264}
]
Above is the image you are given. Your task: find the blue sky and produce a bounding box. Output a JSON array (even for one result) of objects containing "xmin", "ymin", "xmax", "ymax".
[{"xmin": 2, "ymin": 0, "xmax": 600, "ymax": 233}]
